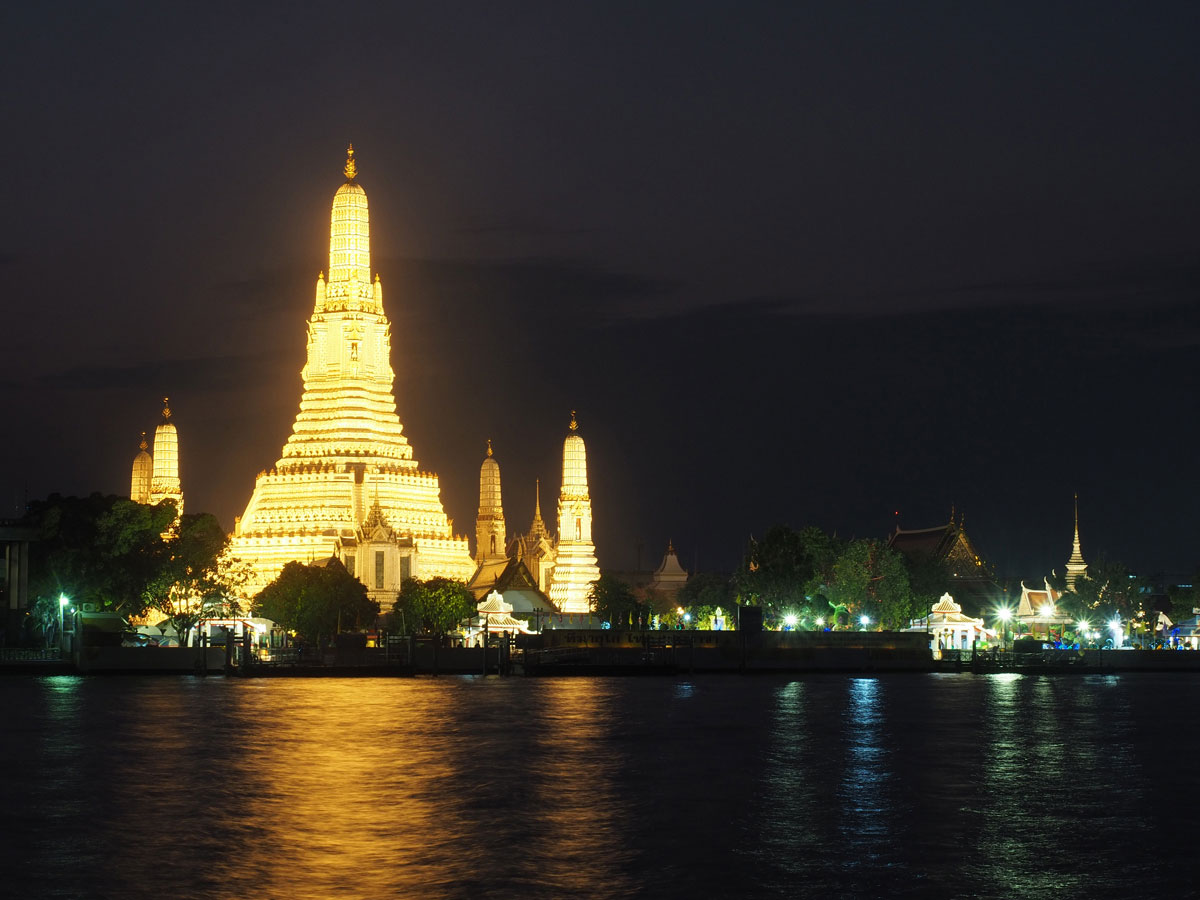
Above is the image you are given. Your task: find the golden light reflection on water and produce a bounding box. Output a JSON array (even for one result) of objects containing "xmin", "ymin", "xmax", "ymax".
[
  {"xmin": 83, "ymin": 677, "xmax": 640, "ymax": 900},
  {"xmin": 4, "ymin": 673, "xmax": 1185, "ymax": 900}
]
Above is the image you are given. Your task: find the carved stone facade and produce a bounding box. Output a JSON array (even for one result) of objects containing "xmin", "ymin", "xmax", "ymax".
[{"xmin": 230, "ymin": 147, "xmax": 473, "ymax": 597}]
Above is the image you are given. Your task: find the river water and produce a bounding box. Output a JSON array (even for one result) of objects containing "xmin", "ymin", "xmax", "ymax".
[{"xmin": 0, "ymin": 673, "xmax": 1194, "ymax": 899}]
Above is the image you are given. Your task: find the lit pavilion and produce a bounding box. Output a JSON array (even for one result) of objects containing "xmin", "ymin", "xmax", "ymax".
[{"xmin": 230, "ymin": 146, "xmax": 473, "ymax": 599}]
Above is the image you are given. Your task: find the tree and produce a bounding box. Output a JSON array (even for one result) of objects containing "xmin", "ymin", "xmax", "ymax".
[
  {"xmin": 143, "ymin": 513, "xmax": 240, "ymax": 646},
  {"xmin": 254, "ymin": 559, "xmax": 378, "ymax": 645},
  {"xmin": 676, "ymin": 572, "xmax": 735, "ymax": 627},
  {"xmin": 588, "ymin": 574, "xmax": 643, "ymax": 625},
  {"xmin": 812, "ymin": 539, "xmax": 919, "ymax": 629},
  {"xmin": 393, "ymin": 577, "xmax": 474, "ymax": 637},
  {"xmin": 24, "ymin": 493, "xmax": 177, "ymax": 617},
  {"xmin": 1168, "ymin": 581, "xmax": 1198, "ymax": 624},
  {"xmin": 734, "ymin": 525, "xmax": 841, "ymax": 626}
]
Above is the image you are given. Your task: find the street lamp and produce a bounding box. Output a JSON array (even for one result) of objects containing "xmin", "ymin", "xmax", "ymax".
[
  {"xmin": 815, "ymin": 617, "xmax": 826, "ymax": 629},
  {"xmin": 860, "ymin": 615, "xmax": 871, "ymax": 630},
  {"xmin": 997, "ymin": 607, "xmax": 1012, "ymax": 651},
  {"xmin": 58, "ymin": 594, "xmax": 69, "ymax": 652},
  {"xmin": 1076, "ymin": 619, "xmax": 1090, "ymax": 648},
  {"xmin": 783, "ymin": 614, "xmax": 798, "ymax": 630}
]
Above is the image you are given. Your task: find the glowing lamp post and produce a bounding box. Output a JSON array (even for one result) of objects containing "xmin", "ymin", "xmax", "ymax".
[
  {"xmin": 58, "ymin": 594, "xmax": 70, "ymax": 653},
  {"xmin": 997, "ymin": 607, "xmax": 1012, "ymax": 651},
  {"xmin": 815, "ymin": 617, "xmax": 825, "ymax": 630},
  {"xmin": 860, "ymin": 615, "xmax": 871, "ymax": 631},
  {"xmin": 1109, "ymin": 617, "xmax": 1123, "ymax": 649},
  {"xmin": 784, "ymin": 614, "xmax": 798, "ymax": 631}
]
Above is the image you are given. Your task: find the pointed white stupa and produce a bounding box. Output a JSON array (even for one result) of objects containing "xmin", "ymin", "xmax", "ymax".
[
  {"xmin": 148, "ymin": 399, "xmax": 182, "ymax": 515},
  {"xmin": 130, "ymin": 432, "xmax": 152, "ymax": 504},
  {"xmin": 475, "ymin": 440, "xmax": 507, "ymax": 564},
  {"xmin": 230, "ymin": 146, "xmax": 473, "ymax": 596},
  {"xmin": 548, "ymin": 411, "xmax": 600, "ymax": 613}
]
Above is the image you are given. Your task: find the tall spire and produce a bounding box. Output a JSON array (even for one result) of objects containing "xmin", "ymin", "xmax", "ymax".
[
  {"xmin": 476, "ymin": 440, "xmax": 506, "ymax": 564},
  {"xmin": 230, "ymin": 148, "xmax": 475, "ymax": 595},
  {"xmin": 130, "ymin": 431, "xmax": 152, "ymax": 504},
  {"xmin": 1065, "ymin": 493, "xmax": 1087, "ymax": 591},
  {"xmin": 529, "ymin": 478, "xmax": 549, "ymax": 539},
  {"xmin": 328, "ymin": 144, "xmax": 371, "ymax": 284},
  {"xmin": 550, "ymin": 412, "xmax": 600, "ymax": 613},
  {"xmin": 149, "ymin": 397, "xmax": 182, "ymax": 516}
]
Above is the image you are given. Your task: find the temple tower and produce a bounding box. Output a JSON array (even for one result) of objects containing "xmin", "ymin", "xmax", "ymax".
[
  {"xmin": 475, "ymin": 440, "xmax": 507, "ymax": 564},
  {"xmin": 130, "ymin": 432, "xmax": 152, "ymax": 504},
  {"xmin": 1065, "ymin": 494, "xmax": 1087, "ymax": 591},
  {"xmin": 548, "ymin": 411, "xmax": 600, "ymax": 613},
  {"xmin": 231, "ymin": 146, "xmax": 473, "ymax": 596},
  {"xmin": 148, "ymin": 398, "xmax": 183, "ymax": 515}
]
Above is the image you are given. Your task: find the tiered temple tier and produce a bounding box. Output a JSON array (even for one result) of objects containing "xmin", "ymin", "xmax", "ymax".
[
  {"xmin": 236, "ymin": 470, "xmax": 460, "ymax": 539},
  {"xmin": 548, "ymin": 542, "xmax": 600, "ymax": 614},
  {"xmin": 282, "ymin": 391, "xmax": 416, "ymax": 461},
  {"xmin": 232, "ymin": 531, "xmax": 474, "ymax": 596}
]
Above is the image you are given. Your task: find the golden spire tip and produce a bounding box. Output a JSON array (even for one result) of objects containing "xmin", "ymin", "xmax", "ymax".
[
  {"xmin": 162, "ymin": 397, "xmax": 171, "ymax": 420},
  {"xmin": 344, "ymin": 143, "xmax": 357, "ymax": 181},
  {"xmin": 569, "ymin": 410, "xmax": 578, "ymax": 431},
  {"xmin": 486, "ymin": 439, "xmax": 493, "ymax": 457}
]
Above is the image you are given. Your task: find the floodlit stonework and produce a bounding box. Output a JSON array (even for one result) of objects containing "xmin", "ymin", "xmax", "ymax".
[
  {"xmin": 130, "ymin": 399, "xmax": 183, "ymax": 515},
  {"xmin": 475, "ymin": 441, "xmax": 507, "ymax": 565},
  {"xmin": 230, "ymin": 146, "xmax": 473, "ymax": 598},
  {"xmin": 130, "ymin": 433, "xmax": 152, "ymax": 504},
  {"xmin": 547, "ymin": 412, "xmax": 600, "ymax": 613}
]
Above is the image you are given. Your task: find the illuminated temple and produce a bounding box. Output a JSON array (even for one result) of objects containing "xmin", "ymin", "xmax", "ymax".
[
  {"xmin": 130, "ymin": 398, "xmax": 183, "ymax": 516},
  {"xmin": 467, "ymin": 418, "xmax": 602, "ymax": 616},
  {"xmin": 547, "ymin": 412, "xmax": 600, "ymax": 613},
  {"xmin": 230, "ymin": 147, "xmax": 474, "ymax": 599}
]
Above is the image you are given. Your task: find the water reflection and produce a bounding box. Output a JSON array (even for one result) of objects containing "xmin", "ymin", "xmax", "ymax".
[
  {"xmin": 756, "ymin": 680, "xmax": 818, "ymax": 885},
  {"xmin": 836, "ymin": 678, "xmax": 894, "ymax": 870},
  {"xmin": 3, "ymin": 674, "xmax": 1197, "ymax": 899}
]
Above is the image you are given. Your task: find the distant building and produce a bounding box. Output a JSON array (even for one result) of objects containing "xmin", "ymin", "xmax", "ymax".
[
  {"xmin": 648, "ymin": 541, "xmax": 689, "ymax": 601},
  {"xmin": 1015, "ymin": 578, "xmax": 1072, "ymax": 638},
  {"xmin": 1064, "ymin": 495, "xmax": 1087, "ymax": 591},
  {"xmin": 129, "ymin": 398, "xmax": 183, "ymax": 516},
  {"xmin": 887, "ymin": 510, "xmax": 1001, "ymax": 616}
]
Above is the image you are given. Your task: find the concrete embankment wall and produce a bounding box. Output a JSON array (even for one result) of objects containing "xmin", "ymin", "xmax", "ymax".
[{"xmin": 73, "ymin": 647, "xmax": 226, "ymax": 674}]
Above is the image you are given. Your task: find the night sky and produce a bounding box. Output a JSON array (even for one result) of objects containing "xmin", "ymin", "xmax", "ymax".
[{"xmin": 3, "ymin": 2, "xmax": 1198, "ymax": 579}]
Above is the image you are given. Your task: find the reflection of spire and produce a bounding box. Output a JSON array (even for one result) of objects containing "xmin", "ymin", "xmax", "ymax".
[{"xmin": 343, "ymin": 142, "xmax": 357, "ymax": 180}]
